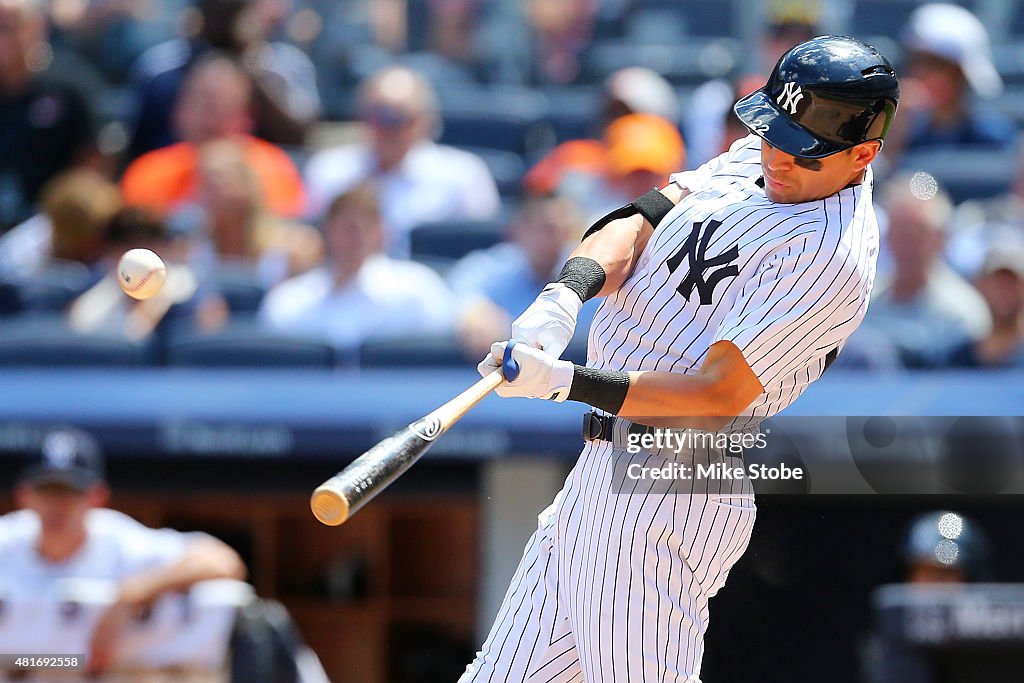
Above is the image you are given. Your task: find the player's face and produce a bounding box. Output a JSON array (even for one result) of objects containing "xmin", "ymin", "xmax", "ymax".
[
  {"xmin": 760, "ymin": 141, "xmax": 877, "ymax": 204},
  {"xmin": 16, "ymin": 483, "xmax": 107, "ymax": 541}
]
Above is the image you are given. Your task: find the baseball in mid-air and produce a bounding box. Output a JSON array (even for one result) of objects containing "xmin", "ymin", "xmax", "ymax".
[{"xmin": 117, "ymin": 248, "xmax": 166, "ymax": 300}]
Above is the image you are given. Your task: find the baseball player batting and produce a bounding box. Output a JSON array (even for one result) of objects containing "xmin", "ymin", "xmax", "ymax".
[{"xmin": 460, "ymin": 36, "xmax": 899, "ymax": 682}]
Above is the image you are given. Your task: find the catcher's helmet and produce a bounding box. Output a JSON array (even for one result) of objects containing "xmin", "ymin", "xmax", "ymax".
[{"xmin": 735, "ymin": 35, "xmax": 899, "ymax": 158}]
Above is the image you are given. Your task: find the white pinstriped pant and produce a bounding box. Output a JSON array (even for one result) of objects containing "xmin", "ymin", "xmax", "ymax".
[{"xmin": 460, "ymin": 439, "xmax": 756, "ymax": 683}]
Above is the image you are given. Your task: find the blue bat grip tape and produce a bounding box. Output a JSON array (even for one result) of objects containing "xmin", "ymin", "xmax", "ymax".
[{"xmin": 502, "ymin": 340, "xmax": 520, "ymax": 381}]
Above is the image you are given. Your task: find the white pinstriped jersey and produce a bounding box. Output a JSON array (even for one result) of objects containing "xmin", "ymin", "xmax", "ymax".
[
  {"xmin": 460, "ymin": 134, "xmax": 881, "ymax": 683},
  {"xmin": 589, "ymin": 134, "xmax": 879, "ymax": 421}
]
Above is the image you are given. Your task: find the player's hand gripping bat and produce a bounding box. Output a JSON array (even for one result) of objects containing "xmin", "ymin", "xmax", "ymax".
[{"xmin": 310, "ymin": 342, "xmax": 520, "ymax": 526}]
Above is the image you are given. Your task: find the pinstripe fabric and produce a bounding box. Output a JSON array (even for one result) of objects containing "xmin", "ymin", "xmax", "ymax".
[
  {"xmin": 461, "ymin": 133, "xmax": 878, "ymax": 682},
  {"xmin": 461, "ymin": 442, "xmax": 756, "ymax": 683}
]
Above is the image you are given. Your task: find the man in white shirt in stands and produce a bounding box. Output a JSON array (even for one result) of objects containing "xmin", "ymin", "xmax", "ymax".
[
  {"xmin": 260, "ymin": 186, "xmax": 457, "ymax": 352},
  {"xmin": 304, "ymin": 65, "xmax": 501, "ymax": 257},
  {"xmin": 0, "ymin": 428, "xmax": 246, "ymax": 675}
]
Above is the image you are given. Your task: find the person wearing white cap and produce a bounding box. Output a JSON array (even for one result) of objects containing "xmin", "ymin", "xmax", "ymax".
[{"xmin": 886, "ymin": 3, "xmax": 1016, "ymax": 157}]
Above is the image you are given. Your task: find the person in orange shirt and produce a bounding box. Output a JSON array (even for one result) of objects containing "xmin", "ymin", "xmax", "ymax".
[
  {"xmin": 121, "ymin": 53, "xmax": 305, "ymax": 219},
  {"xmin": 524, "ymin": 112, "xmax": 685, "ymax": 221}
]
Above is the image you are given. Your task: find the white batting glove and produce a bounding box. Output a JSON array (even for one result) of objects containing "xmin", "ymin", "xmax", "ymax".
[
  {"xmin": 510, "ymin": 283, "xmax": 582, "ymax": 358},
  {"xmin": 478, "ymin": 341, "xmax": 574, "ymax": 401}
]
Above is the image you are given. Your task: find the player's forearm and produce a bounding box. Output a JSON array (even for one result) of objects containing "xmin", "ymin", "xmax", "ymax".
[
  {"xmin": 569, "ymin": 341, "xmax": 764, "ymax": 431},
  {"xmin": 571, "ymin": 213, "xmax": 648, "ymax": 295},
  {"xmin": 118, "ymin": 538, "xmax": 246, "ymax": 606},
  {"xmin": 617, "ymin": 371, "xmax": 753, "ymax": 431}
]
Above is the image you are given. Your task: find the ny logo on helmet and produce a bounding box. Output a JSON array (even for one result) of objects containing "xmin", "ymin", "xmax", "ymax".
[{"xmin": 778, "ymin": 82, "xmax": 804, "ymax": 115}]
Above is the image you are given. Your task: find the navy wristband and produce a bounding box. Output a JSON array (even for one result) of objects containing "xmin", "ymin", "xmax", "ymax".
[
  {"xmin": 556, "ymin": 257, "xmax": 607, "ymax": 302},
  {"xmin": 568, "ymin": 365, "xmax": 631, "ymax": 414}
]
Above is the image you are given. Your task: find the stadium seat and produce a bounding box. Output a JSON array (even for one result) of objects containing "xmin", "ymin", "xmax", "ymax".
[
  {"xmin": 847, "ymin": 0, "xmax": 936, "ymax": 43},
  {"xmin": 0, "ymin": 282, "xmax": 23, "ymax": 315},
  {"xmin": 18, "ymin": 260, "xmax": 94, "ymax": 313},
  {"xmin": 622, "ymin": 0, "xmax": 737, "ymax": 39},
  {"xmin": 209, "ymin": 264, "xmax": 268, "ymax": 315},
  {"xmin": 585, "ymin": 38, "xmax": 739, "ymax": 87},
  {"xmin": 437, "ymin": 86, "xmax": 552, "ymax": 156},
  {"xmin": 0, "ymin": 317, "xmax": 150, "ymax": 367},
  {"xmin": 359, "ymin": 333, "xmax": 470, "ymax": 367},
  {"xmin": 409, "ymin": 219, "xmax": 505, "ymax": 262},
  {"xmin": 993, "ymin": 87, "xmax": 1024, "ymax": 124},
  {"xmin": 457, "ymin": 146, "xmax": 527, "ymax": 197},
  {"xmin": 897, "ymin": 147, "xmax": 1016, "ymax": 204},
  {"xmin": 164, "ymin": 326, "xmax": 335, "ymax": 368},
  {"xmin": 538, "ymin": 86, "xmax": 601, "ymax": 144}
]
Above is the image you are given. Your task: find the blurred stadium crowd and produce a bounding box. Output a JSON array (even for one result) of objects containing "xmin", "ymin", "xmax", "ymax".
[
  {"xmin": 1, "ymin": 2, "xmax": 1023, "ymax": 680},
  {"xmin": 0, "ymin": 0, "xmax": 1022, "ymax": 372}
]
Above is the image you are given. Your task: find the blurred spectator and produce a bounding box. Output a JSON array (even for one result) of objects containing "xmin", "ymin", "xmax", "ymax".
[
  {"xmin": 0, "ymin": 427, "xmax": 246, "ymax": 675},
  {"xmin": 853, "ymin": 177, "xmax": 990, "ymax": 368},
  {"xmin": 124, "ymin": 0, "xmax": 321, "ymax": 159},
  {"xmin": 0, "ymin": 168, "xmax": 120, "ymax": 286},
  {"xmin": 901, "ymin": 510, "xmax": 991, "ymax": 584},
  {"xmin": 46, "ymin": 0, "xmax": 164, "ymax": 85},
  {"xmin": 685, "ymin": 0, "xmax": 820, "ymax": 167},
  {"xmin": 447, "ymin": 193, "xmax": 595, "ymax": 357},
  {"xmin": 304, "ymin": 65, "xmax": 500, "ymax": 256},
  {"xmin": 121, "ymin": 54, "xmax": 306, "ymax": 219},
  {"xmin": 523, "ymin": 0, "xmax": 597, "ymax": 85},
  {"xmin": 481, "ymin": 0, "xmax": 598, "ymax": 86},
  {"xmin": 603, "ymin": 113, "xmax": 685, "ymax": 205},
  {"xmin": 601, "ymin": 65, "xmax": 680, "ymax": 129},
  {"xmin": 884, "ymin": 3, "xmax": 1016, "ymax": 164},
  {"xmin": 424, "ymin": 0, "xmax": 482, "ymax": 71},
  {"xmin": 525, "ymin": 112, "xmax": 685, "ymax": 219},
  {"xmin": 0, "ymin": 0, "xmax": 97, "ymax": 232},
  {"xmin": 67, "ymin": 206, "xmax": 217, "ymax": 340},
  {"xmin": 945, "ymin": 240, "xmax": 1024, "ymax": 368},
  {"xmin": 861, "ymin": 510, "xmax": 994, "ymax": 682},
  {"xmin": 177, "ymin": 138, "xmax": 323, "ymax": 289},
  {"xmin": 523, "ymin": 66, "xmax": 680, "ymax": 218},
  {"xmin": 260, "ymin": 186, "xmax": 457, "ymax": 351},
  {"xmin": 946, "ymin": 146, "xmax": 1024, "ymax": 278}
]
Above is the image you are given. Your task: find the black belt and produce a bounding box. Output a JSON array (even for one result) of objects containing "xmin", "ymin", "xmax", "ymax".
[{"xmin": 581, "ymin": 411, "xmax": 655, "ymax": 442}]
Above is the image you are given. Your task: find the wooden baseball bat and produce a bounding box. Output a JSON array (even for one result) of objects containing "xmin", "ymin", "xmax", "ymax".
[{"xmin": 310, "ymin": 369, "xmax": 507, "ymax": 526}]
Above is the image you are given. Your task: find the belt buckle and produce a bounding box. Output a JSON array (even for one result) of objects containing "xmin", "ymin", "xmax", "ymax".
[{"xmin": 582, "ymin": 412, "xmax": 605, "ymax": 441}]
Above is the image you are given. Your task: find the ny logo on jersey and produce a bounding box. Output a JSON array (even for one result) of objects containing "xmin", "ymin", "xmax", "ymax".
[
  {"xmin": 665, "ymin": 218, "xmax": 740, "ymax": 305},
  {"xmin": 777, "ymin": 81, "xmax": 804, "ymax": 115}
]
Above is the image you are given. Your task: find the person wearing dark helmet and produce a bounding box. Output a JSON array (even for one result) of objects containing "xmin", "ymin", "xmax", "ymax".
[
  {"xmin": 903, "ymin": 510, "xmax": 992, "ymax": 584},
  {"xmin": 460, "ymin": 36, "xmax": 899, "ymax": 683}
]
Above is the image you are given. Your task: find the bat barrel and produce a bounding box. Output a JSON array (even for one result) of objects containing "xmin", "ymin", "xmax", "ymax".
[
  {"xmin": 310, "ymin": 429, "xmax": 436, "ymax": 526},
  {"xmin": 310, "ymin": 479, "xmax": 352, "ymax": 526},
  {"xmin": 310, "ymin": 370, "xmax": 505, "ymax": 527}
]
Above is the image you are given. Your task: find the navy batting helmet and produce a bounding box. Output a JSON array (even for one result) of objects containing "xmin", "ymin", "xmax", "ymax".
[{"xmin": 735, "ymin": 35, "xmax": 900, "ymax": 158}]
